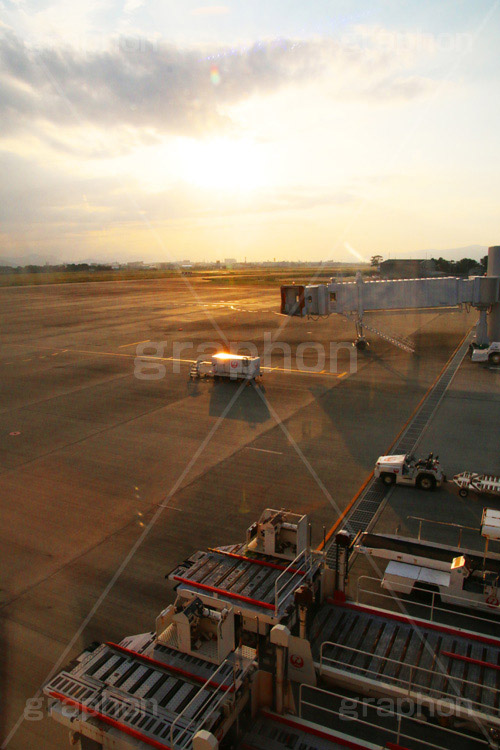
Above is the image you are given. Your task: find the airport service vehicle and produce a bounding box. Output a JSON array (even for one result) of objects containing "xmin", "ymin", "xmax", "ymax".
[
  {"xmin": 44, "ymin": 509, "xmax": 500, "ymax": 750},
  {"xmin": 374, "ymin": 452, "xmax": 445, "ymax": 490},
  {"xmin": 384, "ymin": 510, "xmax": 500, "ymax": 613},
  {"xmin": 383, "ymin": 555, "xmax": 500, "ymax": 612},
  {"xmin": 470, "ymin": 341, "xmax": 500, "ymax": 364},
  {"xmin": 453, "ymin": 470, "xmax": 500, "ymax": 498},
  {"xmin": 190, "ymin": 352, "xmax": 261, "ymax": 381}
]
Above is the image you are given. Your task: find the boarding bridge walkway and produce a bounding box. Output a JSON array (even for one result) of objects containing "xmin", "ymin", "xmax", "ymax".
[{"xmin": 325, "ymin": 332, "xmax": 473, "ymax": 569}]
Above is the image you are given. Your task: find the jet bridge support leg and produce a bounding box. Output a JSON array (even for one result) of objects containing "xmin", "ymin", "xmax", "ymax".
[
  {"xmin": 476, "ymin": 307, "xmax": 489, "ymax": 346},
  {"xmin": 488, "ymin": 245, "xmax": 500, "ymax": 343},
  {"xmin": 354, "ymin": 318, "xmax": 368, "ymax": 350}
]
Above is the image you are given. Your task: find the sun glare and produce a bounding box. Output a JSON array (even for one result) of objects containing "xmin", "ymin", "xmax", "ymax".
[{"xmin": 178, "ymin": 138, "xmax": 264, "ymax": 191}]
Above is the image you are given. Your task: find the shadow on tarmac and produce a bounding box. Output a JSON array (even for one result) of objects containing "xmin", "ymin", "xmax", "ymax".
[{"xmin": 208, "ymin": 379, "xmax": 270, "ymax": 424}]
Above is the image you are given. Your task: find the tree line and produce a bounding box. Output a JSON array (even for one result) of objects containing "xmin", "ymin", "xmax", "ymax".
[
  {"xmin": 0, "ymin": 263, "xmax": 113, "ymax": 274},
  {"xmin": 370, "ymin": 255, "xmax": 488, "ymax": 274}
]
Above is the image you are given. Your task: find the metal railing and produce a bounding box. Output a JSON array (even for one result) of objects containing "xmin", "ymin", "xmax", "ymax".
[
  {"xmin": 407, "ymin": 515, "xmax": 481, "ymax": 548},
  {"xmin": 274, "ymin": 548, "xmax": 317, "ymax": 616},
  {"xmin": 356, "ymin": 575, "xmax": 500, "ymax": 629},
  {"xmin": 318, "ymin": 640, "xmax": 500, "ymax": 718},
  {"xmin": 298, "ymin": 684, "xmax": 489, "ymax": 750},
  {"xmin": 170, "ymin": 659, "xmax": 235, "ymax": 749}
]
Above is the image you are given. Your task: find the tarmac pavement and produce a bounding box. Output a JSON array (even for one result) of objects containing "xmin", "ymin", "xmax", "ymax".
[{"xmin": 0, "ymin": 278, "xmax": 474, "ymax": 749}]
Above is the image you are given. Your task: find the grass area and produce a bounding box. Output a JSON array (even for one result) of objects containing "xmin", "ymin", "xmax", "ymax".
[
  {"xmin": 0, "ymin": 265, "xmax": 374, "ymax": 288},
  {"xmin": 0, "ymin": 269, "xmax": 178, "ymax": 287}
]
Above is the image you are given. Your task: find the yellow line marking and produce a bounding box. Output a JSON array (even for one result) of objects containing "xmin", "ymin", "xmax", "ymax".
[
  {"xmin": 22, "ymin": 358, "xmax": 32, "ymax": 362},
  {"xmin": 51, "ymin": 352, "xmax": 59, "ymax": 356},
  {"xmin": 45, "ymin": 346, "xmax": 352, "ymax": 380},
  {"xmin": 118, "ymin": 339, "xmax": 150, "ymax": 349}
]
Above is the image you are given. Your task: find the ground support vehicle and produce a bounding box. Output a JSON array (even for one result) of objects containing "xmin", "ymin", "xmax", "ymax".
[
  {"xmin": 470, "ymin": 341, "xmax": 500, "ymax": 365},
  {"xmin": 453, "ymin": 471, "xmax": 500, "ymax": 497},
  {"xmin": 374, "ymin": 452, "xmax": 445, "ymax": 490},
  {"xmin": 190, "ymin": 352, "xmax": 261, "ymax": 381}
]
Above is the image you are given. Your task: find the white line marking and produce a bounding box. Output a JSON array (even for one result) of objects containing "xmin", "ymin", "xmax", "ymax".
[
  {"xmin": 119, "ymin": 339, "xmax": 150, "ymax": 348},
  {"xmin": 246, "ymin": 447, "xmax": 283, "ymax": 455}
]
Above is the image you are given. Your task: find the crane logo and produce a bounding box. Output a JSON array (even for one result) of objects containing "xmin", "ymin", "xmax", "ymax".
[
  {"xmin": 231, "ymin": 360, "xmax": 238, "ymax": 368},
  {"xmin": 290, "ymin": 655, "xmax": 304, "ymax": 669}
]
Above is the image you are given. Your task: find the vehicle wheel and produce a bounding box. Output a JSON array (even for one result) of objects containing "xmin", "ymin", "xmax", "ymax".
[
  {"xmin": 459, "ymin": 488, "xmax": 469, "ymax": 498},
  {"xmin": 417, "ymin": 474, "xmax": 436, "ymax": 491},
  {"xmin": 381, "ymin": 473, "xmax": 396, "ymax": 486},
  {"xmin": 489, "ymin": 352, "xmax": 500, "ymax": 366}
]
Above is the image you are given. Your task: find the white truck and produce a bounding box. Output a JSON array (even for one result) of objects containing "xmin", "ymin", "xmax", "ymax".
[
  {"xmin": 374, "ymin": 452, "xmax": 445, "ymax": 491},
  {"xmin": 470, "ymin": 341, "xmax": 500, "ymax": 365},
  {"xmin": 382, "ymin": 510, "xmax": 500, "ymax": 614},
  {"xmin": 190, "ymin": 352, "xmax": 262, "ymax": 381},
  {"xmin": 383, "ymin": 555, "xmax": 500, "ymax": 613}
]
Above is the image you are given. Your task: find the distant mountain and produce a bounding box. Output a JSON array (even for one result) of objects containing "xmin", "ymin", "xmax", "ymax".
[{"xmin": 0, "ymin": 252, "xmax": 60, "ymax": 267}]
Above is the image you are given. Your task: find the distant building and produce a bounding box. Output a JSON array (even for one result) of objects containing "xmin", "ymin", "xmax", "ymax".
[
  {"xmin": 224, "ymin": 258, "xmax": 237, "ymax": 267},
  {"xmin": 380, "ymin": 259, "xmax": 437, "ymax": 279}
]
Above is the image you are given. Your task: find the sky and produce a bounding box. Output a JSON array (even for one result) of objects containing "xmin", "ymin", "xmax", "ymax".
[{"xmin": 0, "ymin": 0, "xmax": 499, "ymax": 264}]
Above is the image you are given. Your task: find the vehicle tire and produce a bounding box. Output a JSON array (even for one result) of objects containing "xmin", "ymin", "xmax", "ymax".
[
  {"xmin": 381, "ymin": 473, "xmax": 396, "ymax": 486},
  {"xmin": 355, "ymin": 338, "xmax": 368, "ymax": 351},
  {"xmin": 459, "ymin": 488, "xmax": 469, "ymax": 498},
  {"xmin": 489, "ymin": 352, "xmax": 500, "ymax": 366},
  {"xmin": 416, "ymin": 474, "xmax": 436, "ymax": 491}
]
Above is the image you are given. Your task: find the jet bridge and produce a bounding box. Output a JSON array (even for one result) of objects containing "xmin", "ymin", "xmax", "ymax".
[{"xmin": 281, "ymin": 246, "xmax": 500, "ymax": 351}]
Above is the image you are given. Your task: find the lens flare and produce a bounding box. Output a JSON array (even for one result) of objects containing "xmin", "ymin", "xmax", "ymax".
[{"xmin": 210, "ymin": 65, "xmax": 221, "ymax": 85}]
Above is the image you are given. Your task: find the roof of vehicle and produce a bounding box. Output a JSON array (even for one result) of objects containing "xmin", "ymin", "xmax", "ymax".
[
  {"xmin": 212, "ymin": 352, "xmax": 256, "ymax": 361},
  {"xmin": 377, "ymin": 454, "xmax": 406, "ymax": 463}
]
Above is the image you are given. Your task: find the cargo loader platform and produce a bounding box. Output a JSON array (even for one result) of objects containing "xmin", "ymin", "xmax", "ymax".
[
  {"xmin": 241, "ymin": 710, "xmax": 383, "ymax": 750},
  {"xmin": 43, "ymin": 638, "xmax": 254, "ymax": 750},
  {"xmin": 311, "ymin": 601, "xmax": 500, "ymax": 731},
  {"xmin": 169, "ymin": 543, "xmax": 322, "ymax": 628}
]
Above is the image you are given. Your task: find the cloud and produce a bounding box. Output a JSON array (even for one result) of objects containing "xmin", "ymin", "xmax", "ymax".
[
  {"xmin": 0, "ymin": 150, "xmax": 356, "ymax": 254},
  {"xmin": 190, "ymin": 6, "xmax": 230, "ymax": 16},
  {"xmin": 366, "ymin": 75, "xmax": 437, "ymax": 101},
  {"xmin": 0, "ymin": 29, "xmax": 438, "ymax": 148}
]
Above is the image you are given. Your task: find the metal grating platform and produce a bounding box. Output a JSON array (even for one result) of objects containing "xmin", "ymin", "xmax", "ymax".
[
  {"xmin": 170, "ymin": 547, "xmax": 321, "ymax": 617},
  {"xmin": 241, "ymin": 712, "xmax": 358, "ymax": 750},
  {"xmin": 44, "ymin": 641, "xmax": 237, "ymax": 749},
  {"xmin": 326, "ymin": 332, "xmax": 473, "ymax": 568},
  {"xmin": 312, "ymin": 604, "xmax": 500, "ymax": 718}
]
